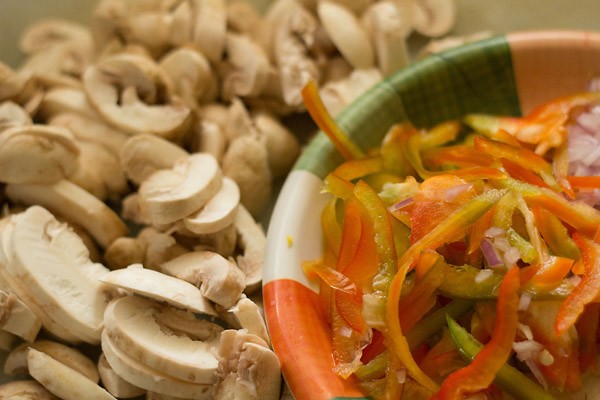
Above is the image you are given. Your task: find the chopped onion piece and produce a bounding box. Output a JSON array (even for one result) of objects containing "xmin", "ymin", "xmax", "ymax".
[
  {"xmin": 480, "ymin": 238, "xmax": 503, "ymax": 268},
  {"xmin": 518, "ymin": 293, "xmax": 532, "ymax": 311},
  {"xmin": 474, "ymin": 268, "xmax": 493, "ymax": 283},
  {"xmin": 444, "ymin": 183, "xmax": 473, "ymax": 202},
  {"xmin": 396, "ymin": 368, "xmax": 406, "ymax": 384},
  {"xmin": 388, "ymin": 196, "xmax": 414, "ymax": 212},
  {"xmin": 539, "ymin": 349, "xmax": 554, "ymax": 366},
  {"xmin": 484, "ymin": 226, "xmax": 505, "ymax": 238}
]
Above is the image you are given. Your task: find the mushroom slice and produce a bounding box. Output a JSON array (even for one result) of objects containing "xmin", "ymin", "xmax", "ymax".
[
  {"xmin": 2, "ymin": 207, "xmax": 108, "ymax": 343},
  {"xmin": 319, "ymin": 68, "xmax": 383, "ymax": 117},
  {"xmin": 192, "ymin": 0, "xmax": 227, "ymax": 63},
  {"xmin": 0, "ymin": 331, "xmax": 16, "ymax": 352},
  {"xmin": 104, "ymin": 237, "xmax": 147, "ymax": 270},
  {"xmin": 27, "ymin": 348, "xmax": 116, "ymax": 400},
  {"xmin": 101, "ymin": 331, "xmax": 214, "ymax": 399},
  {"xmin": 0, "ymin": 290, "xmax": 41, "ymax": 342},
  {"xmin": 120, "ymin": 133, "xmax": 189, "ymax": 186},
  {"xmin": 184, "ymin": 177, "xmax": 240, "ymax": 235},
  {"xmin": 191, "ymin": 119, "xmax": 227, "ymax": 162},
  {"xmin": 0, "ymin": 62, "xmax": 27, "ymax": 102},
  {"xmin": 138, "ymin": 228, "xmax": 189, "ymax": 270},
  {"xmin": 139, "ymin": 153, "xmax": 223, "ymax": 226},
  {"xmin": 5, "ymin": 340, "xmax": 99, "ymax": 383},
  {"xmin": 0, "ymin": 124, "xmax": 79, "ymax": 185},
  {"xmin": 161, "ymin": 250, "xmax": 245, "ymax": 309},
  {"xmin": 224, "ymin": 295, "xmax": 270, "ymax": 345},
  {"xmin": 363, "ymin": 1, "xmax": 411, "ymax": 76},
  {"xmin": 234, "ymin": 205, "xmax": 266, "ymax": 293},
  {"xmin": 19, "ymin": 18, "xmax": 93, "ymax": 55},
  {"xmin": 82, "ymin": 53, "xmax": 191, "ymax": 139},
  {"xmin": 0, "ymin": 101, "xmax": 32, "ymax": 133},
  {"xmin": 253, "ymin": 111, "xmax": 300, "ymax": 179},
  {"xmin": 98, "ymin": 354, "xmax": 146, "ymax": 399},
  {"xmin": 221, "ymin": 33, "xmax": 272, "ymax": 100},
  {"xmin": 214, "ymin": 330, "xmax": 281, "ymax": 400},
  {"xmin": 317, "ymin": 0, "xmax": 375, "ymax": 69},
  {"xmin": 413, "ymin": 0, "xmax": 457, "ymax": 38},
  {"xmin": 104, "ymin": 295, "xmax": 220, "ymax": 384},
  {"xmin": 5, "ymin": 180, "xmax": 128, "ymax": 248},
  {"xmin": 226, "ymin": 0, "xmax": 262, "ymax": 35},
  {"xmin": 100, "ymin": 265, "xmax": 217, "ymax": 316},
  {"xmin": 39, "ymin": 87, "xmax": 100, "ymax": 120},
  {"xmin": 0, "ymin": 380, "xmax": 58, "ymax": 399},
  {"xmin": 192, "ymin": 224, "xmax": 238, "ymax": 258},
  {"xmin": 159, "ymin": 47, "xmax": 213, "ymax": 108}
]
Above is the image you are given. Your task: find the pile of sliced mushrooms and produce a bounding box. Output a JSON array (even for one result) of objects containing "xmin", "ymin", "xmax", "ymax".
[{"xmin": 0, "ymin": 0, "xmax": 459, "ymax": 399}]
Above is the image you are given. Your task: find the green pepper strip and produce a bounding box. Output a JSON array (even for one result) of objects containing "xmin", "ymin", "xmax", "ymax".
[
  {"xmin": 438, "ymin": 264, "xmax": 575, "ymax": 300},
  {"xmin": 506, "ymin": 227, "xmax": 537, "ymax": 263},
  {"xmin": 447, "ymin": 316, "xmax": 557, "ymax": 400}
]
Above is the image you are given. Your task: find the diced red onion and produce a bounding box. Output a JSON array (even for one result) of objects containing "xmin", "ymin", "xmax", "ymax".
[
  {"xmin": 388, "ymin": 196, "xmax": 414, "ymax": 212},
  {"xmin": 480, "ymin": 238, "xmax": 503, "ymax": 268},
  {"xmin": 484, "ymin": 226, "xmax": 505, "ymax": 238}
]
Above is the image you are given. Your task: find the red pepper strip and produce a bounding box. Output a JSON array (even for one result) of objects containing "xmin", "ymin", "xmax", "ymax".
[
  {"xmin": 501, "ymin": 158, "xmax": 552, "ymax": 189},
  {"xmin": 333, "ymin": 156, "xmax": 384, "ymax": 181},
  {"xmin": 553, "ymin": 141, "xmax": 575, "ymax": 199},
  {"xmin": 527, "ymin": 256, "xmax": 574, "ymax": 286},
  {"xmin": 531, "ymin": 205, "xmax": 581, "ymax": 260},
  {"xmin": 473, "ymin": 136, "xmax": 559, "ymax": 190},
  {"xmin": 555, "ymin": 233, "xmax": 600, "ymax": 335},
  {"xmin": 386, "ymin": 189, "xmax": 507, "ymax": 392},
  {"xmin": 448, "ymin": 167, "xmax": 506, "ymax": 181},
  {"xmin": 301, "ymin": 80, "xmax": 365, "ymax": 160},
  {"xmin": 323, "ymin": 172, "xmax": 354, "ymax": 200},
  {"xmin": 422, "ymin": 145, "xmax": 495, "ymax": 169},
  {"xmin": 467, "ymin": 209, "xmax": 492, "ymax": 255},
  {"xmin": 432, "ymin": 267, "xmax": 520, "ymax": 400},
  {"xmin": 567, "ymin": 175, "xmax": 600, "ymax": 189},
  {"xmin": 576, "ymin": 303, "xmax": 600, "ymax": 373},
  {"xmin": 500, "ymin": 178, "xmax": 600, "ymax": 237}
]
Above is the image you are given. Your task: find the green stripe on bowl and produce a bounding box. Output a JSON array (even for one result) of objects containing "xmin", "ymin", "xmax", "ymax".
[{"xmin": 294, "ymin": 34, "xmax": 522, "ymax": 180}]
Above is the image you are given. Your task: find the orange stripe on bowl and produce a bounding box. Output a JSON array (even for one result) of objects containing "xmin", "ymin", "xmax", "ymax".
[
  {"xmin": 507, "ymin": 30, "xmax": 600, "ymax": 114},
  {"xmin": 264, "ymin": 279, "xmax": 367, "ymax": 400}
]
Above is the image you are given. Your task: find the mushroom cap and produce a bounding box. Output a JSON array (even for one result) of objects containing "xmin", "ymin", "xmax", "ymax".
[
  {"xmin": 98, "ymin": 353, "xmax": 146, "ymax": 399},
  {"xmin": 0, "ymin": 101, "xmax": 31, "ymax": 133},
  {"xmin": 0, "ymin": 380, "xmax": 59, "ymax": 399},
  {"xmin": 19, "ymin": 18, "xmax": 93, "ymax": 55},
  {"xmin": 184, "ymin": 177, "xmax": 240, "ymax": 235},
  {"xmin": 0, "ymin": 290, "xmax": 41, "ymax": 342},
  {"xmin": 192, "ymin": 0, "xmax": 227, "ymax": 63},
  {"xmin": 159, "ymin": 47, "xmax": 213, "ymax": 106},
  {"xmin": 0, "ymin": 124, "xmax": 79, "ymax": 185}
]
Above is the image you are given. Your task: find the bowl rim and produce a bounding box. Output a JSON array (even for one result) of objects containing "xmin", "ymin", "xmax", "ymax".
[{"xmin": 263, "ymin": 29, "xmax": 600, "ymax": 400}]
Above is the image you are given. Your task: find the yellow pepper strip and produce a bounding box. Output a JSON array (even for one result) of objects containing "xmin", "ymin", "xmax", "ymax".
[
  {"xmin": 301, "ymin": 80, "xmax": 365, "ymax": 160},
  {"xmin": 333, "ymin": 156, "xmax": 384, "ymax": 181},
  {"xmin": 323, "ymin": 173, "xmax": 354, "ymax": 200}
]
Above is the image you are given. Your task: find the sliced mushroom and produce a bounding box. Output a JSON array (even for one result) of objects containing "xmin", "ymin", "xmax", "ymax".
[
  {"xmin": 0, "ymin": 124, "xmax": 79, "ymax": 185},
  {"xmin": 39, "ymin": 87, "xmax": 99, "ymax": 120},
  {"xmin": 139, "ymin": 153, "xmax": 223, "ymax": 226},
  {"xmin": 104, "ymin": 237, "xmax": 147, "ymax": 270},
  {"xmin": 253, "ymin": 111, "xmax": 300, "ymax": 179},
  {"xmin": 412, "ymin": 0, "xmax": 457, "ymax": 38},
  {"xmin": 317, "ymin": 0, "xmax": 375, "ymax": 69},
  {"xmin": 0, "ymin": 101, "xmax": 31, "ymax": 133},
  {"xmin": 100, "ymin": 264, "xmax": 217, "ymax": 316},
  {"xmin": 223, "ymin": 97, "xmax": 257, "ymax": 142},
  {"xmin": 0, "ymin": 330, "xmax": 16, "ymax": 352},
  {"xmin": 27, "ymin": 348, "xmax": 116, "ymax": 400},
  {"xmin": 191, "ymin": 119, "xmax": 227, "ymax": 162},
  {"xmin": 0, "ymin": 380, "xmax": 59, "ymax": 399},
  {"xmin": 0, "ymin": 62, "xmax": 27, "ymax": 102},
  {"xmin": 161, "ymin": 250, "xmax": 245, "ymax": 309},
  {"xmin": 82, "ymin": 53, "xmax": 192, "ymax": 140},
  {"xmin": 223, "ymin": 295, "xmax": 270, "ymax": 344},
  {"xmin": 98, "ymin": 353, "xmax": 146, "ymax": 399},
  {"xmin": 221, "ymin": 33, "xmax": 273, "ymax": 100},
  {"xmin": 5, "ymin": 180, "xmax": 128, "ymax": 248},
  {"xmin": 191, "ymin": 224, "xmax": 238, "ymax": 258},
  {"xmin": 363, "ymin": 1, "xmax": 411, "ymax": 76},
  {"xmin": 169, "ymin": 1, "xmax": 194, "ymax": 47},
  {"xmin": 104, "ymin": 295, "xmax": 221, "ymax": 384},
  {"xmin": 159, "ymin": 47, "xmax": 214, "ymax": 108},
  {"xmin": 233, "ymin": 205, "xmax": 266, "ymax": 293},
  {"xmin": 184, "ymin": 177, "xmax": 240, "ymax": 235},
  {"xmin": 101, "ymin": 330, "xmax": 214, "ymax": 399},
  {"xmin": 120, "ymin": 134, "xmax": 189, "ymax": 186},
  {"xmin": 0, "ymin": 290, "xmax": 41, "ymax": 342},
  {"xmin": 138, "ymin": 228, "xmax": 189, "ymax": 270},
  {"xmin": 123, "ymin": 12, "xmax": 173, "ymax": 58},
  {"xmin": 192, "ymin": 0, "xmax": 227, "ymax": 63},
  {"xmin": 4, "ymin": 340, "xmax": 99, "ymax": 383},
  {"xmin": 226, "ymin": 0, "xmax": 262, "ymax": 35},
  {"xmin": 222, "ymin": 134, "xmax": 272, "ymax": 218},
  {"xmin": 19, "ymin": 18, "xmax": 93, "ymax": 56},
  {"xmin": 325, "ymin": 0, "xmax": 374, "ymax": 14},
  {"xmin": 213, "ymin": 330, "xmax": 281, "ymax": 400},
  {"xmin": 1, "ymin": 207, "xmax": 108, "ymax": 343}
]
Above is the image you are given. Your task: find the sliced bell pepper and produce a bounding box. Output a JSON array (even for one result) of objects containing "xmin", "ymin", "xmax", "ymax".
[
  {"xmin": 501, "ymin": 158, "xmax": 552, "ymax": 190},
  {"xmin": 576, "ymin": 303, "xmax": 600, "ymax": 374},
  {"xmin": 531, "ymin": 205, "xmax": 581, "ymax": 261},
  {"xmin": 463, "ymin": 113, "xmax": 524, "ymax": 143},
  {"xmin": 445, "ymin": 315, "xmax": 557, "ymax": 400},
  {"xmin": 422, "ymin": 145, "xmax": 494, "ymax": 169},
  {"xmin": 555, "ymin": 233, "xmax": 600, "ymax": 335},
  {"xmin": 525, "ymin": 256, "xmax": 574, "ymax": 286},
  {"xmin": 323, "ymin": 172, "xmax": 355, "ymax": 200},
  {"xmin": 380, "ymin": 123, "xmax": 416, "ymax": 178},
  {"xmin": 301, "ymin": 80, "xmax": 365, "ymax": 160},
  {"xmin": 321, "ymin": 198, "xmax": 342, "ymax": 259},
  {"xmin": 419, "ymin": 119, "xmax": 461, "ymax": 149},
  {"xmin": 506, "ymin": 227, "xmax": 538, "ymax": 263},
  {"xmin": 432, "ymin": 267, "xmax": 520, "ymax": 400},
  {"xmin": 333, "ymin": 156, "xmax": 384, "ymax": 181},
  {"xmin": 567, "ymin": 175, "xmax": 600, "ymax": 189},
  {"xmin": 552, "ymin": 141, "xmax": 575, "ymax": 198}
]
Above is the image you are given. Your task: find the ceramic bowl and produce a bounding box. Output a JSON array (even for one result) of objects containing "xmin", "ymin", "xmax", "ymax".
[{"xmin": 263, "ymin": 30, "xmax": 600, "ymax": 400}]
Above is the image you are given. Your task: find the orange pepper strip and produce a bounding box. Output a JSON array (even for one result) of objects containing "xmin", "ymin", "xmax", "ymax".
[
  {"xmin": 333, "ymin": 156, "xmax": 384, "ymax": 181},
  {"xmin": 422, "ymin": 145, "xmax": 494, "ymax": 168},
  {"xmin": 555, "ymin": 233, "xmax": 600, "ymax": 335},
  {"xmin": 553, "ymin": 142, "xmax": 575, "ymax": 198},
  {"xmin": 321, "ymin": 199, "xmax": 342, "ymax": 258},
  {"xmin": 473, "ymin": 136, "xmax": 558, "ymax": 188},
  {"xmin": 501, "ymin": 158, "xmax": 552, "ymax": 189},
  {"xmin": 466, "ymin": 209, "xmax": 492, "ymax": 255},
  {"xmin": 432, "ymin": 267, "xmax": 520, "ymax": 400},
  {"xmin": 323, "ymin": 173, "xmax": 355, "ymax": 200},
  {"xmin": 301, "ymin": 80, "xmax": 365, "ymax": 160},
  {"xmin": 527, "ymin": 256, "xmax": 574, "ymax": 286},
  {"xmin": 567, "ymin": 175, "xmax": 600, "ymax": 189}
]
